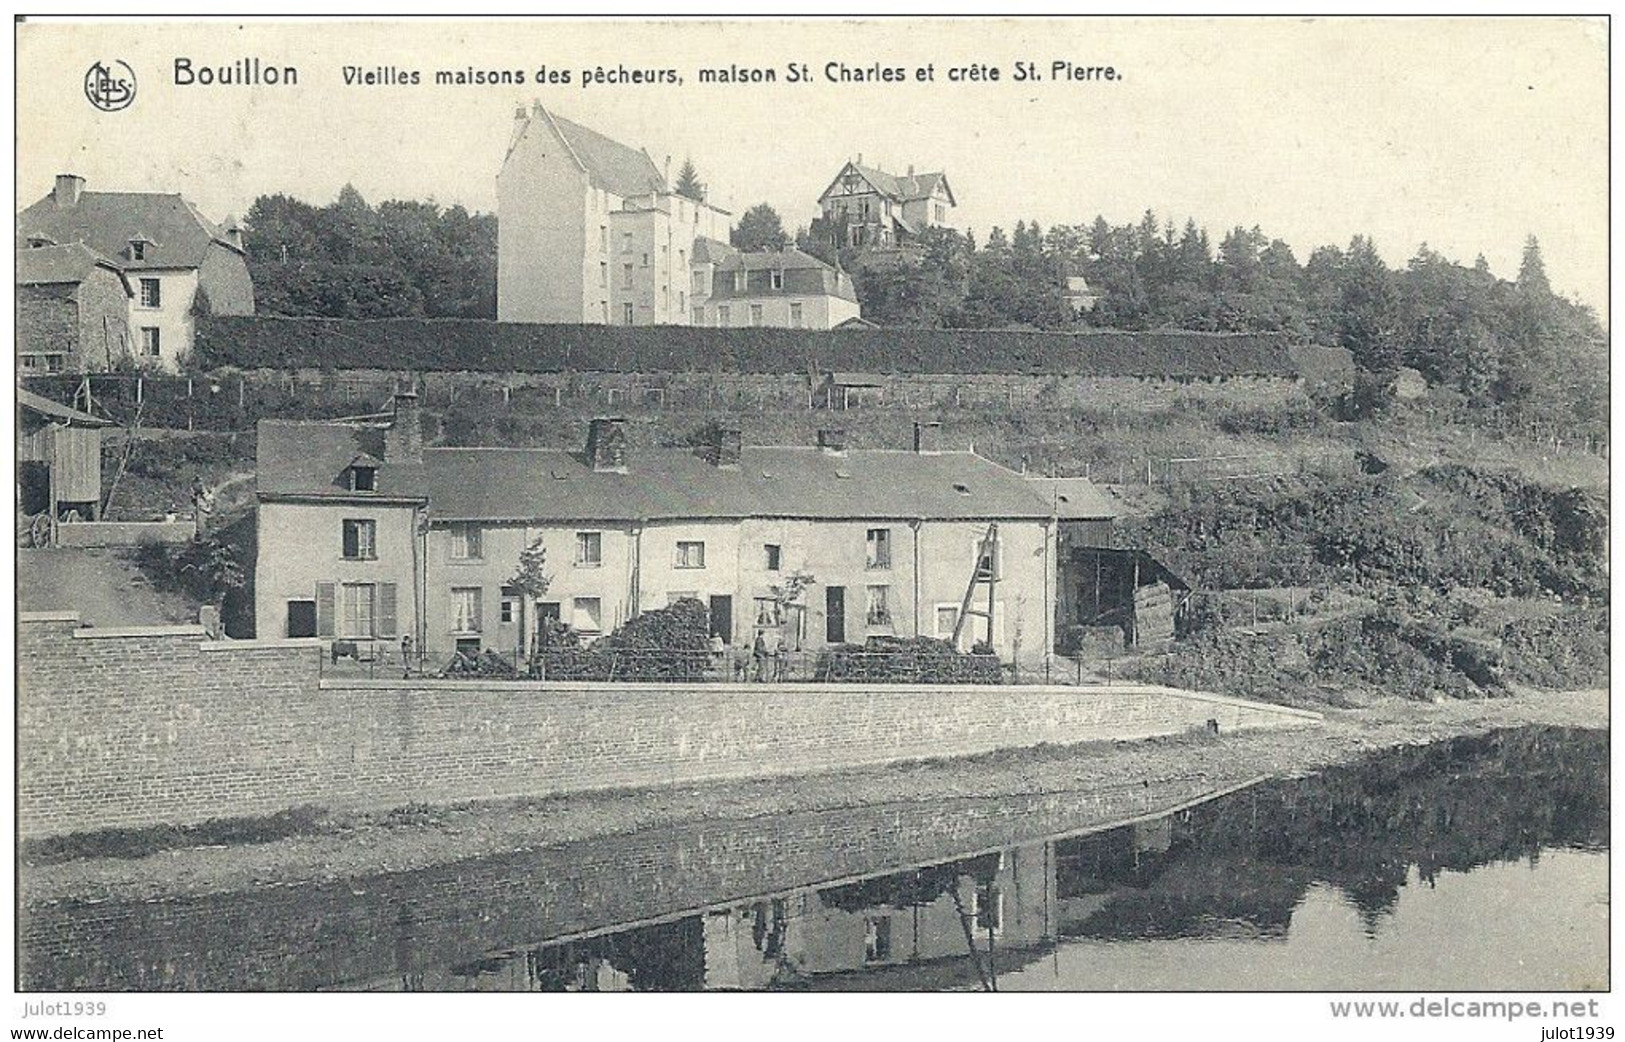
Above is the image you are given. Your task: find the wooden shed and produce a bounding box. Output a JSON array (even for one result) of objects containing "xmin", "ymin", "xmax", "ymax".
[{"xmin": 18, "ymin": 386, "xmax": 111, "ymax": 539}]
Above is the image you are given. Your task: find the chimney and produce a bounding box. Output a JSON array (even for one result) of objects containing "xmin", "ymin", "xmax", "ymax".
[
  {"xmin": 223, "ymin": 217, "xmax": 244, "ymax": 251},
  {"xmin": 907, "ymin": 164, "xmax": 915, "ymax": 176},
  {"xmin": 710, "ymin": 426, "xmax": 742, "ymax": 468},
  {"xmin": 53, "ymin": 174, "xmax": 84, "ymax": 208},
  {"xmin": 664, "ymin": 155, "xmax": 672, "ymax": 185},
  {"xmin": 384, "ymin": 391, "xmax": 423, "ymax": 464},
  {"xmin": 586, "ymin": 417, "xmax": 629, "ymax": 473},
  {"xmin": 817, "ymin": 428, "xmax": 848, "ymax": 456},
  {"xmin": 856, "ymin": 153, "xmax": 863, "ymax": 166},
  {"xmin": 913, "ymin": 421, "xmax": 942, "ymax": 455}
]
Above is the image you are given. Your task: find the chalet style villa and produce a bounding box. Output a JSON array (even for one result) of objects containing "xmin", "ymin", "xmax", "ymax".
[
  {"xmin": 254, "ymin": 395, "xmax": 1115, "ymax": 671},
  {"xmin": 816, "ymin": 158, "xmax": 957, "ymax": 249}
]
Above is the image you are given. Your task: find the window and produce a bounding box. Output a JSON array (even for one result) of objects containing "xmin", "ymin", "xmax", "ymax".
[
  {"xmin": 138, "ymin": 277, "xmax": 161, "ymax": 308},
  {"xmin": 733, "ymin": 270, "xmax": 747, "ymax": 292},
  {"xmin": 864, "ymin": 917, "xmax": 893, "ymax": 962},
  {"xmin": 623, "ymin": 303, "xmax": 634, "ymax": 325},
  {"xmin": 749, "ymin": 304, "xmax": 763, "ymax": 326},
  {"xmin": 789, "ymin": 303, "xmax": 803, "ymax": 328},
  {"xmin": 753, "ymin": 596, "xmax": 783, "ymax": 629},
  {"xmin": 600, "ymin": 301, "xmax": 609, "ymax": 323},
  {"xmin": 572, "ymin": 596, "xmax": 603, "ymax": 634},
  {"xmin": 674, "ymin": 540, "xmax": 706, "ymax": 569},
  {"xmin": 866, "ymin": 585, "xmax": 893, "ymax": 627},
  {"xmin": 935, "ymin": 604, "xmax": 960, "ymax": 638},
  {"xmin": 20, "ymin": 355, "xmax": 39, "ymax": 371},
  {"xmin": 499, "ymin": 587, "xmax": 517, "ymax": 625},
  {"xmin": 600, "ymin": 226, "xmax": 608, "ymax": 252},
  {"xmin": 692, "ymin": 307, "xmax": 705, "ymax": 325},
  {"xmin": 448, "ymin": 523, "xmax": 482, "ymax": 561},
  {"xmin": 973, "ymin": 534, "xmax": 1002, "ymax": 581},
  {"xmin": 935, "ymin": 204, "xmax": 946, "ymax": 223},
  {"xmin": 141, "ymin": 327, "xmax": 161, "ymax": 357},
  {"xmin": 622, "ymin": 231, "xmax": 633, "ymax": 253},
  {"xmin": 622, "ymin": 263, "xmax": 634, "ymax": 289},
  {"xmin": 866, "ymin": 528, "xmax": 892, "ymax": 569},
  {"xmin": 769, "ymin": 270, "xmax": 784, "ymax": 290},
  {"xmin": 717, "ymin": 305, "xmax": 730, "ymax": 326},
  {"xmin": 667, "ymin": 591, "xmax": 699, "ymax": 605},
  {"xmin": 451, "ymin": 587, "xmax": 483, "ymax": 634},
  {"xmin": 763, "ymin": 544, "xmax": 782, "ymax": 571},
  {"xmin": 575, "ymin": 531, "xmax": 603, "ymax": 567},
  {"xmin": 342, "ymin": 519, "xmax": 377, "ymax": 560},
  {"xmin": 341, "ymin": 582, "xmax": 376, "ymax": 638},
  {"xmin": 642, "ymin": 252, "xmax": 650, "ymax": 268},
  {"xmin": 692, "ymin": 270, "xmax": 705, "ymax": 294},
  {"xmin": 129, "ymin": 240, "xmax": 148, "ymax": 261},
  {"xmin": 350, "ymin": 466, "xmax": 376, "ymax": 492},
  {"xmin": 972, "ymin": 883, "xmax": 1003, "ymax": 934},
  {"xmin": 678, "ymin": 290, "xmax": 685, "ymax": 312},
  {"xmin": 599, "ymin": 262, "xmax": 607, "ymax": 288}
]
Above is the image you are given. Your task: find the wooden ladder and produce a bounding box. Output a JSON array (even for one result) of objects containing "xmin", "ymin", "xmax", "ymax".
[{"xmin": 950, "ymin": 523, "xmax": 999, "ymax": 649}]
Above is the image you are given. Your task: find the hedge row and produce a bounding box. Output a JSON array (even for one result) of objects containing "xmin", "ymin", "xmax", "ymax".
[{"xmin": 194, "ymin": 317, "xmax": 1298, "ymax": 380}]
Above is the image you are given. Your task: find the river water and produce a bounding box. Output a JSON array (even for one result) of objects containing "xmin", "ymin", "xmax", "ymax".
[{"xmin": 18, "ymin": 725, "xmax": 1607, "ymax": 992}]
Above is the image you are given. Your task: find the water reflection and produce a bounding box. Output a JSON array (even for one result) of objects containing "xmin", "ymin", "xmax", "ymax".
[{"xmin": 18, "ymin": 726, "xmax": 1607, "ymax": 992}]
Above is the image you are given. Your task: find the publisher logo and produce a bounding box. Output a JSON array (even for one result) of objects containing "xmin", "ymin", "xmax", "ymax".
[{"xmin": 84, "ymin": 60, "xmax": 136, "ymax": 112}]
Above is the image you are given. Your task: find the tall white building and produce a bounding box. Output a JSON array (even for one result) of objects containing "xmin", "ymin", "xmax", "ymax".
[{"xmin": 498, "ymin": 104, "xmax": 861, "ymax": 329}]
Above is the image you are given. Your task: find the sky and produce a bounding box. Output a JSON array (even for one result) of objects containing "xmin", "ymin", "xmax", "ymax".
[{"xmin": 15, "ymin": 16, "xmax": 1609, "ymax": 317}]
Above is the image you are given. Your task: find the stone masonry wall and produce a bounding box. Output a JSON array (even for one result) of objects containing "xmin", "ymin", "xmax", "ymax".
[{"xmin": 18, "ymin": 614, "xmax": 1318, "ymax": 839}]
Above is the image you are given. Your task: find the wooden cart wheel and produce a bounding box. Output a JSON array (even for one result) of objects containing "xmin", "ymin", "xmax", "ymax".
[{"xmin": 30, "ymin": 513, "xmax": 51, "ymax": 548}]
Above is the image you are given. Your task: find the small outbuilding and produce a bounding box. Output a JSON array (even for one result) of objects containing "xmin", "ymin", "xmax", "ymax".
[{"xmin": 18, "ymin": 386, "xmax": 112, "ymax": 542}]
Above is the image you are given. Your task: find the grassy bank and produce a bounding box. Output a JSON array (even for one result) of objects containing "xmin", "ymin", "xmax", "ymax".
[{"xmin": 19, "ymin": 686, "xmax": 1604, "ymax": 907}]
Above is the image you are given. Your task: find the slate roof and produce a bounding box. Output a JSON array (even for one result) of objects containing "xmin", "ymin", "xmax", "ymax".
[
  {"xmin": 541, "ymin": 108, "xmax": 667, "ymax": 199},
  {"xmin": 17, "ymin": 189, "xmax": 241, "ymax": 271},
  {"xmin": 1025, "ymin": 477, "xmax": 1120, "ymax": 521},
  {"xmin": 823, "ymin": 162, "xmax": 953, "ymax": 205},
  {"xmin": 714, "ymin": 248, "xmax": 836, "ymax": 273},
  {"xmin": 14, "ymin": 244, "xmax": 133, "ymax": 294},
  {"xmin": 692, "ymin": 237, "xmax": 736, "ymax": 265},
  {"xmin": 256, "ymin": 419, "xmax": 1089, "ymax": 523}
]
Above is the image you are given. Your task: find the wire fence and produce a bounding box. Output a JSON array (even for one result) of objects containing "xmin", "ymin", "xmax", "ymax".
[{"xmin": 318, "ymin": 643, "xmax": 1013, "ymax": 685}]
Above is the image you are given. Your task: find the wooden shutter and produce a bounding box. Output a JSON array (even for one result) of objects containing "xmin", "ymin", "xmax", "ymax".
[
  {"xmin": 470, "ymin": 589, "xmax": 483, "ymax": 633},
  {"xmin": 342, "ymin": 521, "xmax": 358, "ymax": 559},
  {"xmin": 316, "ymin": 582, "xmax": 336, "ymax": 638},
  {"xmin": 377, "ymin": 583, "xmax": 398, "ymax": 639}
]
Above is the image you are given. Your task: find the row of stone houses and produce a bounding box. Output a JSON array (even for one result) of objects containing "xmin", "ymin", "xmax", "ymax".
[
  {"xmin": 16, "ymin": 174, "xmax": 256, "ymax": 372},
  {"xmin": 253, "ymin": 394, "xmax": 1116, "ymax": 670}
]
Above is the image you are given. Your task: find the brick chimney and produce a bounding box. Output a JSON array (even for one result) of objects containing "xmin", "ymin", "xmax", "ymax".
[
  {"xmin": 223, "ymin": 217, "xmax": 244, "ymax": 251},
  {"xmin": 711, "ymin": 426, "xmax": 742, "ymax": 468},
  {"xmin": 384, "ymin": 391, "xmax": 423, "ymax": 463},
  {"xmin": 913, "ymin": 421, "xmax": 942, "ymax": 455},
  {"xmin": 53, "ymin": 174, "xmax": 84, "ymax": 208},
  {"xmin": 817, "ymin": 428, "xmax": 847, "ymax": 456},
  {"xmin": 587, "ymin": 417, "xmax": 629, "ymax": 473}
]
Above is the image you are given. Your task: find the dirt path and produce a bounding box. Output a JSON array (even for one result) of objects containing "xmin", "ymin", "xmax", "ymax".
[
  {"xmin": 17, "ymin": 548, "xmax": 198, "ymax": 626},
  {"xmin": 21, "ymin": 687, "xmax": 1605, "ymax": 906}
]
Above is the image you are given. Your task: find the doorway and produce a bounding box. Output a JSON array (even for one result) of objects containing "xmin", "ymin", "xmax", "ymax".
[
  {"xmin": 826, "ymin": 586, "xmax": 846, "ymax": 644},
  {"xmin": 708, "ymin": 595, "xmax": 734, "ymax": 643}
]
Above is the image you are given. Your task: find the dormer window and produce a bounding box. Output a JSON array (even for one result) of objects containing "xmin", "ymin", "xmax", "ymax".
[
  {"xmin": 770, "ymin": 270, "xmax": 784, "ymax": 290},
  {"xmin": 128, "ymin": 237, "xmax": 153, "ymax": 261},
  {"xmin": 26, "ymin": 236, "xmax": 54, "ymax": 249},
  {"xmin": 733, "ymin": 270, "xmax": 747, "ymax": 292},
  {"xmin": 351, "ymin": 466, "xmax": 377, "ymax": 492}
]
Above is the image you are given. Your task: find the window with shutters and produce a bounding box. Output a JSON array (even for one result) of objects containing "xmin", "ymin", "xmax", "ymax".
[
  {"xmin": 451, "ymin": 587, "xmax": 482, "ymax": 634},
  {"xmin": 340, "ymin": 582, "xmax": 375, "ymax": 638},
  {"xmin": 342, "ymin": 519, "xmax": 376, "ymax": 560}
]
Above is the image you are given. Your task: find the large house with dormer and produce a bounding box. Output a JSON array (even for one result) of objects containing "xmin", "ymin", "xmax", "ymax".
[
  {"xmin": 817, "ymin": 158, "xmax": 956, "ymax": 250},
  {"xmin": 17, "ymin": 174, "xmax": 254, "ymax": 371}
]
